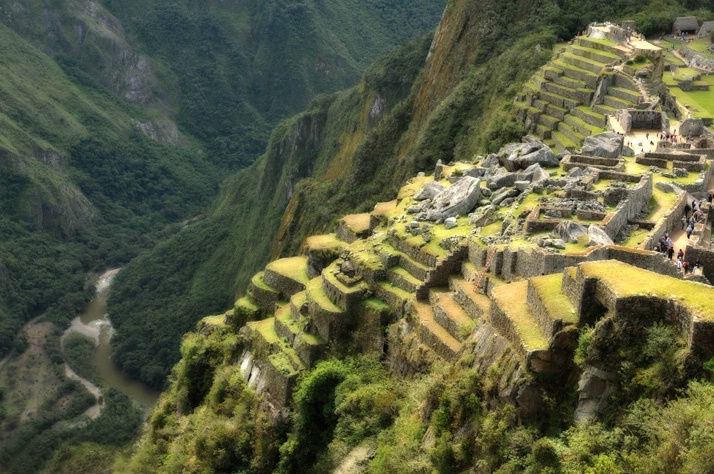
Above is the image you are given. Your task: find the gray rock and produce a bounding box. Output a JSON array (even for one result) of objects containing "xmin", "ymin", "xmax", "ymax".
[
  {"xmin": 679, "ymin": 118, "xmax": 705, "ymax": 137},
  {"xmin": 580, "ymin": 132, "xmax": 624, "ymax": 158},
  {"xmin": 480, "ymin": 188, "xmax": 492, "ymax": 198},
  {"xmin": 514, "ymin": 180, "xmax": 531, "ymax": 192},
  {"xmin": 426, "ymin": 177, "xmax": 481, "ymax": 221},
  {"xmin": 434, "ymin": 160, "xmax": 444, "ymax": 180},
  {"xmin": 491, "ymin": 187, "xmax": 519, "ymax": 205},
  {"xmin": 588, "ymin": 225, "xmax": 613, "ymax": 246},
  {"xmin": 496, "ymin": 136, "xmax": 559, "ymax": 171},
  {"xmin": 532, "ymin": 166, "xmax": 550, "ymax": 183},
  {"xmin": 481, "ymin": 154, "xmax": 501, "ymax": 168},
  {"xmin": 567, "ymin": 167, "xmax": 584, "ymax": 178},
  {"xmin": 622, "ymin": 145, "xmax": 635, "ymax": 157},
  {"xmin": 655, "ymin": 181, "xmax": 683, "ymax": 194},
  {"xmin": 464, "ymin": 168, "xmax": 487, "ymax": 178},
  {"xmin": 514, "ymin": 145, "xmax": 559, "ymax": 169},
  {"xmin": 414, "ymin": 181, "xmax": 446, "ymax": 201},
  {"xmin": 552, "ymin": 239, "xmax": 566, "ymax": 249},
  {"xmin": 553, "ymin": 221, "xmax": 588, "ymax": 243},
  {"xmin": 487, "ymin": 170, "xmax": 518, "ymax": 190},
  {"xmin": 673, "ymin": 167, "xmax": 688, "ymax": 177},
  {"xmin": 444, "ymin": 217, "xmax": 458, "ymax": 229}
]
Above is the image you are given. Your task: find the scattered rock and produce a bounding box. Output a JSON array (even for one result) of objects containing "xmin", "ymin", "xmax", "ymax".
[
  {"xmin": 414, "ymin": 181, "xmax": 446, "ymax": 201},
  {"xmin": 496, "ymin": 135, "xmax": 559, "ymax": 171},
  {"xmin": 426, "ymin": 177, "xmax": 482, "ymax": 221},
  {"xmin": 487, "ymin": 170, "xmax": 518, "ymax": 190},
  {"xmin": 673, "ymin": 167, "xmax": 688, "ymax": 177},
  {"xmin": 553, "ymin": 221, "xmax": 587, "ymax": 243},
  {"xmin": 655, "ymin": 181, "xmax": 683, "ymax": 194},
  {"xmin": 491, "ymin": 187, "xmax": 519, "ymax": 206},
  {"xmin": 588, "ymin": 225, "xmax": 613, "ymax": 246},
  {"xmin": 579, "ymin": 132, "xmax": 623, "ymax": 158},
  {"xmin": 481, "ymin": 154, "xmax": 501, "ymax": 168},
  {"xmin": 444, "ymin": 217, "xmax": 458, "ymax": 229},
  {"xmin": 434, "ymin": 160, "xmax": 444, "ymax": 180},
  {"xmin": 514, "ymin": 180, "xmax": 531, "ymax": 192},
  {"xmin": 551, "ymin": 239, "xmax": 566, "ymax": 249}
]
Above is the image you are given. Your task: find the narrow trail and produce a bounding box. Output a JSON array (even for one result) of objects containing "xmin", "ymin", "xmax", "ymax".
[{"xmin": 60, "ymin": 322, "xmax": 105, "ymax": 422}]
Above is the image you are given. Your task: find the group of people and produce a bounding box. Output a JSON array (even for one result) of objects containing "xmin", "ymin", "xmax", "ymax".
[
  {"xmin": 683, "ymin": 197, "xmax": 710, "ymax": 239},
  {"xmin": 655, "ymin": 234, "xmax": 702, "ymax": 274}
]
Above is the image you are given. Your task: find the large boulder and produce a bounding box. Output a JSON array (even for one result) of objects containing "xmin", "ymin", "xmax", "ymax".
[
  {"xmin": 580, "ymin": 132, "xmax": 624, "ymax": 158},
  {"xmin": 487, "ymin": 170, "xmax": 518, "ymax": 190},
  {"xmin": 518, "ymin": 163, "xmax": 549, "ymax": 183},
  {"xmin": 414, "ymin": 181, "xmax": 446, "ymax": 201},
  {"xmin": 679, "ymin": 118, "xmax": 705, "ymax": 138},
  {"xmin": 491, "ymin": 187, "xmax": 519, "ymax": 206},
  {"xmin": 426, "ymin": 177, "xmax": 481, "ymax": 221},
  {"xmin": 553, "ymin": 221, "xmax": 588, "ymax": 243},
  {"xmin": 587, "ymin": 225, "xmax": 614, "ymax": 246},
  {"xmin": 496, "ymin": 136, "xmax": 559, "ymax": 171}
]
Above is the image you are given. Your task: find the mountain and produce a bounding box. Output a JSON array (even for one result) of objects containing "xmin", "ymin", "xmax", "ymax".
[{"xmin": 113, "ymin": 0, "xmax": 714, "ymax": 472}]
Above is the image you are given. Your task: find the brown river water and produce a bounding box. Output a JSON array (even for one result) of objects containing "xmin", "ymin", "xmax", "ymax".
[{"xmin": 66, "ymin": 269, "xmax": 159, "ymax": 413}]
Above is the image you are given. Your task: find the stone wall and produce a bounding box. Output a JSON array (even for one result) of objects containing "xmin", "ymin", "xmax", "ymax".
[
  {"xmin": 681, "ymin": 45, "xmax": 714, "ymax": 72},
  {"xmin": 640, "ymin": 191, "xmax": 688, "ymax": 251},
  {"xmin": 690, "ymin": 321, "xmax": 714, "ymax": 360},
  {"xmin": 562, "ymin": 154, "xmax": 625, "ymax": 172},
  {"xmin": 684, "ymin": 244, "xmax": 714, "ymax": 284},
  {"xmin": 599, "ymin": 174, "xmax": 652, "ymax": 239}
]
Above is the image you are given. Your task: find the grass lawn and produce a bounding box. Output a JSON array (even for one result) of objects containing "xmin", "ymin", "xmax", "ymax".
[
  {"xmin": 266, "ymin": 256, "xmax": 310, "ymax": 284},
  {"xmin": 579, "ymin": 260, "xmax": 714, "ymax": 320},
  {"xmin": 530, "ymin": 274, "xmax": 578, "ymax": 324},
  {"xmin": 492, "ymin": 281, "xmax": 549, "ymax": 350}
]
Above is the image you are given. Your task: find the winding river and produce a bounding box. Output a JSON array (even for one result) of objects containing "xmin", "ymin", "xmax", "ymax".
[{"xmin": 63, "ymin": 269, "xmax": 159, "ymax": 416}]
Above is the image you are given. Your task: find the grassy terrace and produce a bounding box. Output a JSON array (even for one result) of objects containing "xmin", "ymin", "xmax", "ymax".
[
  {"xmin": 530, "ymin": 274, "xmax": 577, "ymax": 324},
  {"xmin": 307, "ymin": 277, "xmax": 343, "ymax": 313},
  {"xmin": 579, "ymin": 260, "xmax": 714, "ymax": 320},
  {"xmin": 252, "ymin": 272, "xmax": 279, "ymax": 292},
  {"xmin": 266, "ymin": 256, "xmax": 310, "ymax": 285},
  {"xmin": 341, "ymin": 213, "xmax": 371, "ymax": 233},
  {"xmin": 304, "ymin": 234, "xmax": 347, "ymax": 252},
  {"xmin": 492, "ymin": 281, "xmax": 549, "ymax": 351}
]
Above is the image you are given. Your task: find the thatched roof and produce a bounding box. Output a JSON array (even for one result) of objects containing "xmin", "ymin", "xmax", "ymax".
[
  {"xmin": 673, "ymin": 16, "xmax": 699, "ymax": 34},
  {"xmin": 699, "ymin": 21, "xmax": 714, "ymax": 36}
]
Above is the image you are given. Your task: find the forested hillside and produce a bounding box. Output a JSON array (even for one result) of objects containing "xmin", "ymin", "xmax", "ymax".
[{"xmin": 0, "ymin": 0, "xmax": 443, "ymax": 357}]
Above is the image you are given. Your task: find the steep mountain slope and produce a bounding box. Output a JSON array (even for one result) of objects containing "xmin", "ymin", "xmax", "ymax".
[{"xmin": 0, "ymin": 0, "xmax": 442, "ymax": 356}]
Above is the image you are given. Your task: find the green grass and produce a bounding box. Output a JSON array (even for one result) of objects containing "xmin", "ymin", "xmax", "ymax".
[
  {"xmin": 266, "ymin": 256, "xmax": 310, "ymax": 285},
  {"xmin": 685, "ymin": 39, "xmax": 714, "ymax": 56},
  {"xmin": 305, "ymin": 233, "xmax": 348, "ymax": 252},
  {"xmin": 530, "ymin": 274, "xmax": 578, "ymax": 324},
  {"xmin": 579, "ymin": 260, "xmax": 714, "ymax": 320},
  {"xmin": 492, "ymin": 281, "xmax": 549, "ymax": 351},
  {"xmin": 306, "ymin": 277, "xmax": 343, "ymax": 313},
  {"xmin": 251, "ymin": 272, "xmax": 279, "ymax": 293},
  {"xmin": 668, "ymin": 74, "xmax": 714, "ymax": 119}
]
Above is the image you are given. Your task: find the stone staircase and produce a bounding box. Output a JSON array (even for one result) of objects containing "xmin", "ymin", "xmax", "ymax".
[{"xmin": 516, "ymin": 36, "xmax": 641, "ymax": 153}]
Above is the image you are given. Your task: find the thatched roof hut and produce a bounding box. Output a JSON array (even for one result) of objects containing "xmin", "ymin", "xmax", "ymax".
[
  {"xmin": 698, "ymin": 20, "xmax": 714, "ymax": 37},
  {"xmin": 673, "ymin": 16, "xmax": 699, "ymax": 35}
]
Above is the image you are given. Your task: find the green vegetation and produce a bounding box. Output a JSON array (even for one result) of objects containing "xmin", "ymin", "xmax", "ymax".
[{"xmin": 62, "ymin": 333, "xmax": 100, "ymax": 385}]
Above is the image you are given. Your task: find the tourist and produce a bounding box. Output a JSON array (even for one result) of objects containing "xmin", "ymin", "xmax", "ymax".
[
  {"xmin": 667, "ymin": 246, "xmax": 674, "ymax": 260},
  {"xmin": 686, "ymin": 224, "xmax": 693, "ymax": 239},
  {"xmin": 684, "ymin": 202, "xmax": 691, "ymax": 218},
  {"xmin": 681, "ymin": 215, "xmax": 687, "ymax": 229},
  {"xmin": 676, "ymin": 256, "xmax": 683, "ymax": 272},
  {"xmin": 678, "ymin": 249, "xmax": 684, "ymax": 260}
]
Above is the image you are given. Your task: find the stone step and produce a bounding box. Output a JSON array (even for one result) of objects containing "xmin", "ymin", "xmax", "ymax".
[
  {"xmin": 552, "ymin": 58, "xmax": 599, "ymax": 88},
  {"xmin": 526, "ymin": 274, "xmax": 578, "ymax": 340},
  {"xmin": 607, "ymin": 85, "xmax": 641, "ymax": 103},
  {"xmin": 539, "ymin": 90, "xmax": 579, "ymax": 110},
  {"xmin": 554, "ymin": 74, "xmax": 587, "ymax": 90},
  {"xmin": 430, "ymin": 289, "xmax": 474, "ymax": 342},
  {"xmin": 561, "ymin": 52, "xmax": 605, "ymax": 75},
  {"xmin": 290, "ymin": 291, "xmax": 308, "ymax": 322},
  {"xmin": 557, "ymin": 121, "xmax": 586, "ymax": 146},
  {"xmin": 564, "ymin": 114, "xmax": 600, "ymax": 137},
  {"xmin": 275, "ymin": 304, "xmax": 300, "ymax": 345},
  {"xmin": 542, "ymin": 64, "xmax": 563, "ymax": 80},
  {"xmin": 573, "ymin": 105, "xmax": 607, "ymax": 128},
  {"xmin": 306, "ymin": 277, "xmax": 345, "ymax": 341},
  {"xmin": 543, "ymin": 81, "xmax": 591, "ymax": 105},
  {"xmin": 263, "ymin": 256, "xmax": 311, "ymax": 298},
  {"xmin": 246, "ymin": 317, "xmax": 281, "ymax": 358},
  {"xmin": 592, "ymin": 103, "xmax": 618, "ymax": 116},
  {"xmin": 552, "ymin": 130, "xmax": 579, "ymax": 154},
  {"xmin": 576, "ymin": 37, "xmax": 627, "ymax": 58},
  {"xmin": 375, "ymin": 281, "xmax": 411, "ymax": 318},
  {"xmin": 387, "ymin": 233, "xmax": 438, "ymax": 267},
  {"xmin": 570, "ymin": 44, "xmax": 621, "ymax": 65},
  {"xmin": 603, "ymin": 95, "xmax": 632, "ymax": 110},
  {"xmin": 450, "ymin": 276, "xmax": 491, "ymax": 320},
  {"xmin": 535, "ymin": 123, "xmax": 552, "ymax": 139},
  {"xmin": 412, "ymin": 300, "xmax": 461, "ymax": 361},
  {"xmin": 538, "ymin": 113, "xmax": 561, "ymax": 129},
  {"xmin": 248, "ymin": 272, "xmax": 281, "ymax": 312},
  {"xmin": 612, "ymin": 71, "xmax": 640, "ymax": 91},
  {"xmin": 387, "ymin": 266, "xmax": 422, "ymax": 293},
  {"xmin": 230, "ymin": 295, "xmax": 261, "ymax": 327},
  {"xmin": 293, "ymin": 331, "xmax": 327, "ymax": 368},
  {"xmin": 336, "ymin": 213, "xmax": 372, "ymax": 243},
  {"xmin": 321, "ymin": 263, "xmax": 367, "ymax": 311},
  {"xmin": 490, "ymin": 281, "xmax": 549, "ymax": 360},
  {"xmin": 376, "ymin": 242, "xmax": 431, "ymax": 280},
  {"xmin": 533, "ymin": 99, "xmax": 549, "ymax": 111},
  {"xmin": 545, "ymin": 103, "xmax": 568, "ymax": 121}
]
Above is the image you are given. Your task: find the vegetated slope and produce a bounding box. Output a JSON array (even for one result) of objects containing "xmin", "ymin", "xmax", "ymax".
[{"xmin": 0, "ymin": 0, "xmax": 443, "ymax": 357}]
